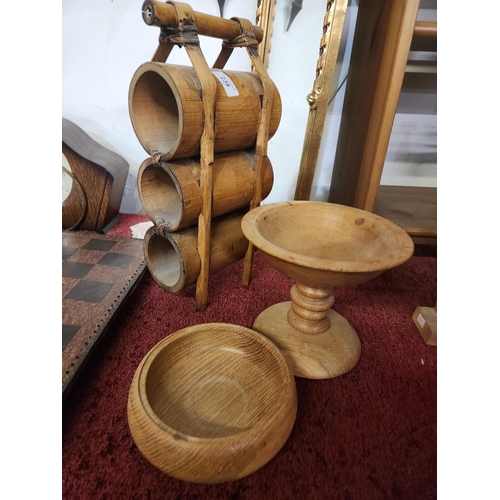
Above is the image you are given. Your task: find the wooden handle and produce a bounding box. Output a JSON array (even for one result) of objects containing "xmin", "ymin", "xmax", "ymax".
[
  {"xmin": 414, "ymin": 21, "xmax": 437, "ymax": 38},
  {"xmin": 142, "ymin": 0, "xmax": 264, "ymax": 42}
]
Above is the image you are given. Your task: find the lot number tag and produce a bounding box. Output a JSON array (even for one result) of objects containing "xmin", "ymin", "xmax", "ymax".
[{"xmin": 212, "ymin": 70, "xmax": 239, "ymax": 97}]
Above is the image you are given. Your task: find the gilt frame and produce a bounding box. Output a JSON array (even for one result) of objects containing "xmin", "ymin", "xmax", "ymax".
[{"xmin": 293, "ymin": 0, "xmax": 349, "ymax": 200}]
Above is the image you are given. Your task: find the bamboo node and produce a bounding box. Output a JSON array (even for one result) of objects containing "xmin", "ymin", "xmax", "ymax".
[
  {"xmin": 159, "ymin": 24, "xmax": 199, "ymax": 46},
  {"xmin": 156, "ymin": 222, "xmax": 172, "ymax": 237},
  {"xmin": 151, "ymin": 151, "xmax": 163, "ymax": 165},
  {"xmin": 222, "ymin": 17, "xmax": 259, "ymax": 49}
]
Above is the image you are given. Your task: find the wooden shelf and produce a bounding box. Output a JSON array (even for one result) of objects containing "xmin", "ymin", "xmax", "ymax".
[{"xmin": 373, "ymin": 186, "xmax": 436, "ymax": 238}]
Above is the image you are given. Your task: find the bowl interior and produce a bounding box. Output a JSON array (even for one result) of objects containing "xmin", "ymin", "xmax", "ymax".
[
  {"xmin": 145, "ymin": 230, "xmax": 183, "ymax": 291},
  {"xmin": 244, "ymin": 201, "xmax": 414, "ymax": 272},
  {"xmin": 144, "ymin": 325, "xmax": 290, "ymax": 439},
  {"xmin": 138, "ymin": 161, "xmax": 182, "ymax": 227},
  {"xmin": 130, "ymin": 69, "xmax": 180, "ymax": 155}
]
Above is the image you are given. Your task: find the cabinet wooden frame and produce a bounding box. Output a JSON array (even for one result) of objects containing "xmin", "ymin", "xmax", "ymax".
[
  {"xmin": 327, "ymin": 0, "xmax": 437, "ymax": 239},
  {"xmin": 293, "ymin": 0, "xmax": 437, "ymax": 241}
]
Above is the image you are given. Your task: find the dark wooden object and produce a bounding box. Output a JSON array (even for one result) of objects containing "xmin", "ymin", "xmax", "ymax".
[
  {"xmin": 62, "ymin": 167, "xmax": 87, "ymax": 230},
  {"xmin": 62, "ymin": 118, "xmax": 130, "ymax": 233},
  {"xmin": 62, "ymin": 231, "xmax": 146, "ymax": 398}
]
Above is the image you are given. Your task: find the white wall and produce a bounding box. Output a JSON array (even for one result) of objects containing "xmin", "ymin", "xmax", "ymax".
[
  {"xmin": 62, "ymin": 0, "xmax": 436, "ymax": 214},
  {"xmin": 266, "ymin": 1, "xmax": 358, "ymax": 203}
]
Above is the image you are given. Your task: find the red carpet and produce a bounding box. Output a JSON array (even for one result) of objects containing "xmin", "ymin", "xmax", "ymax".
[{"xmin": 62, "ymin": 214, "xmax": 437, "ymax": 499}]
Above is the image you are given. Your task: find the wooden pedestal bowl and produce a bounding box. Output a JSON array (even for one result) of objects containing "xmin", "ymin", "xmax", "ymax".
[
  {"xmin": 241, "ymin": 201, "xmax": 415, "ymax": 379},
  {"xmin": 127, "ymin": 323, "xmax": 297, "ymax": 484}
]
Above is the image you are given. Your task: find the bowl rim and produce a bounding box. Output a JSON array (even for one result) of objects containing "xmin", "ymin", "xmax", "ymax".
[
  {"xmin": 134, "ymin": 322, "xmax": 296, "ymax": 443},
  {"xmin": 143, "ymin": 226, "xmax": 187, "ymax": 293},
  {"xmin": 241, "ymin": 201, "xmax": 415, "ymax": 274},
  {"xmin": 129, "ymin": 61, "xmax": 185, "ymax": 160}
]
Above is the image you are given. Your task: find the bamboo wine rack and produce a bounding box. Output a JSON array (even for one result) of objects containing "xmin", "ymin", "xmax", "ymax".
[{"xmin": 130, "ymin": 1, "xmax": 281, "ymax": 311}]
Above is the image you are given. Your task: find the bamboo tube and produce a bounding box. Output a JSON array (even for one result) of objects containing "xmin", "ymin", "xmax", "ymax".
[
  {"xmin": 141, "ymin": 0, "xmax": 264, "ymax": 42},
  {"xmin": 138, "ymin": 150, "xmax": 274, "ymax": 232},
  {"xmin": 241, "ymin": 46, "xmax": 275, "ymax": 286},
  {"xmin": 129, "ymin": 62, "xmax": 282, "ymax": 160},
  {"xmin": 143, "ymin": 211, "xmax": 248, "ymax": 293}
]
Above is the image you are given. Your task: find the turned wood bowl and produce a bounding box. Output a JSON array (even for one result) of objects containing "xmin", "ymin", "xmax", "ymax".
[
  {"xmin": 241, "ymin": 201, "xmax": 415, "ymax": 289},
  {"xmin": 241, "ymin": 201, "xmax": 414, "ymax": 379},
  {"xmin": 127, "ymin": 323, "xmax": 297, "ymax": 484}
]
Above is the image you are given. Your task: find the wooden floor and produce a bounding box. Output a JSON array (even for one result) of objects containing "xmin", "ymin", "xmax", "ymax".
[{"xmin": 373, "ymin": 185, "xmax": 437, "ymax": 239}]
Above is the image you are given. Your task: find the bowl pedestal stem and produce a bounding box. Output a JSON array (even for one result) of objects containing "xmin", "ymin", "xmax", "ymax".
[
  {"xmin": 253, "ymin": 282, "xmax": 361, "ymax": 379},
  {"xmin": 288, "ymin": 283, "xmax": 335, "ymax": 334}
]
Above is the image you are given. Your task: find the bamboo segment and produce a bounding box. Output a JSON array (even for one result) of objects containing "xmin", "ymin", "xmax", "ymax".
[
  {"xmin": 180, "ymin": 39, "xmax": 218, "ymax": 313},
  {"xmin": 141, "ymin": 0, "xmax": 264, "ymax": 42},
  {"xmin": 143, "ymin": 211, "xmax": 249, "ymax": 293},
  {"xmin": 129, "ymin": 62, "xmax": 282, "ymax": 160},
  {"xmin": 255, "ymin": 0, "xmax": 276, "ymax": 68},
  {"xmin": 138, "ymin": 150, "xmax": 274, "ymax": 232},
  {"xmin": 242, "ymin": 46, "xmax": 275, "ymax": 286}
]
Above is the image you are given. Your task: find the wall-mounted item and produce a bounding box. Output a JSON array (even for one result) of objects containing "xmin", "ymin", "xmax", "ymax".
[
  {"xmin": 62, "ymin": 118, "xmax": 129, "ymax": 233},
  {"xmin": 286, "ymin": 0, "xmax": 303, "ymax": 31},
  {"xmin": 255, "ymin": 0, "xmax": 276, "ymax": 68},
  {"xmin": 217, "ymin": 0, "xmax": 225, "ymax": 17},
  {"xmin": 293, "ymin": 0, "xmax": 349, "ymax": 200}
]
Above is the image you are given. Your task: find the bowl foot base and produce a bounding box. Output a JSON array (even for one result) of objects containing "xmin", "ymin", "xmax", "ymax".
[{"xmin": 253, "ymin": 302, "xmax": 361, "ymax": 379}]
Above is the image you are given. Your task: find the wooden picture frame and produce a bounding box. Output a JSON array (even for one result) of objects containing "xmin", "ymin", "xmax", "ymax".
[
  {"xmin": 293, "ymin": 0, "xmax": 349, "ymax": 201},
  {"xmin": 255, "ymin": 0, "xmax": 277, "ymax": 68}
]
